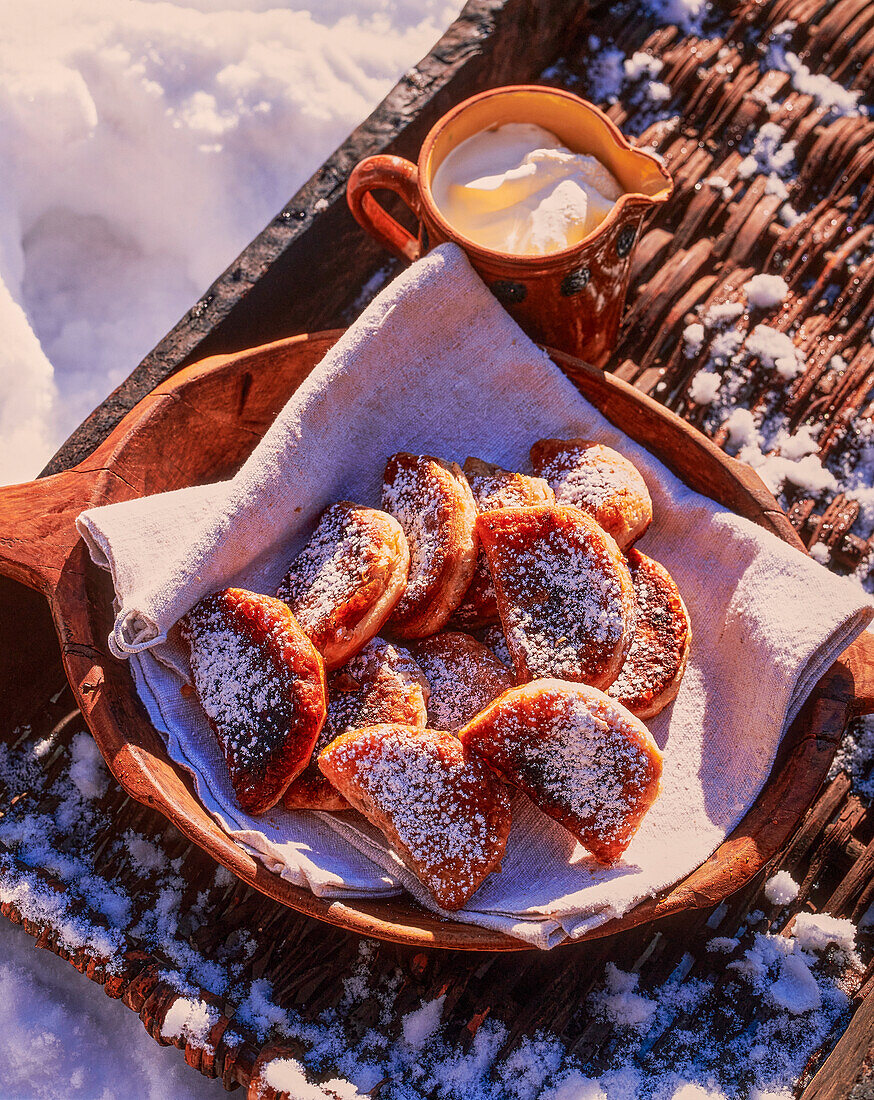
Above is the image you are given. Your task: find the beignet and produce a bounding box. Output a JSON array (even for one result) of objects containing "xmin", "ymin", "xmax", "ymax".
[
  {"xmin": 412, "ymin": 631, "xmax": 515, "ymax": 730},
  {"xmin": 283, "ymin": 638, "xmax": 429, "ymax": 811},
  {"xmin": 181, "ymin": 588, "xmax": 327, "ymax": 815},
  {"xmin": 277, "ymin": 501, "xmax": 409, "ymax": 670},
  {"xmin": 451, "ymin": 457, "xmax": 555, "ymax": 629},
  {"xmin": 477, "ymin": 504, "xmax": 636, "ymax": 690},
  {"xmin": 530, "ymin": 438, "xmax": 652, "ymax": 550},
  {"xmin": 381, "ymin": 453, "xmax": 478, "ymax": 639},
  {"xmin": 319, "ymin": 725, "xmax": 512, "ymax": 910},
  {"xmin": 608, "ymin": 550, "xmax": 691, "ymax": 719},
  {"xmin": 460, "ymin": 680, "xmax": 662, "ymax": 864}
]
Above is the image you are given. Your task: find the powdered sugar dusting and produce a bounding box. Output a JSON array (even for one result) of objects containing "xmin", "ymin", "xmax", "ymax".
[
  {"xmin": 322, "ymin": 726, "xmax": 509, "ymax": 905},
  {"xmin": 277, "ymin": 502, "xmax": 404, "ymax": 651},
  {"xmin": 535, "ymin": 442, "xmax": 642, "ymax": 510},
  {"xmin": 482, "ymin": 510, "xmax": 633, "ymax": 684},
  {"xmin": 327, "ymin": 639, "xmax": 427, "ymax": 738},
  {"xmin": 453, "ymin": 459, "xmax": 553, "ymax": 627},
  {"xmin": 413, "ymin": 633, "xmax": 513, "ymax": 730},
  {"xmin": 285, "ymin": 638, "xmax": 426, "ymax": 808},
  {"xmin": 184, "ymin": 595, "xmax": 298, "ymax": 774},
  {"xmin": 463, "ymin": 684, "xmax": 660, "ymax": 859},
  {"xmin": 480, "ymin": 624, "xmax": 513, "ymax": 668},
  {"xmin": 382, "ymin": 454, "xmax": 469, "ymax": 623}
]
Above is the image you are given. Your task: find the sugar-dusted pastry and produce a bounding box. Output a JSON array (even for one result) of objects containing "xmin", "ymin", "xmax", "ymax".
[
  {"xmin": 460, "ymin": 680, "xmax": 662, "ymax": 864},
  {"xmin": 451, "ymin": 457, "xmax": 555, "ymax": 629},
  {"xmin": 608, "ymin": 550, "xmax": 691, "ymax": 719},
  {"xmin": 382, "ymin": 453, "xmax": 478, "ymax": 639},
  {"xmin": 181, "ymin": 588, "xmax": 327, "ymax": 815},
  {"xmin": 477, "ymin": 504, "xmax": 636, "ymax": 690},
  {"xmin": 412, "ymin": 631, "xmax": 515, "ymax": 730},
  {"xmin": 319, "ymin": 725, "xmax": 512, "ymax": 910},
  {"xmin": 530, "ymin": 438, "xmax": 652, "ymax": 550},
  {"xmin": 478, "ymin": 623, "xmax": 513, "ymax": 669},
  {"xmin": 283, "ymin": 638, "xmax": 429, "ymax": 811},
  {"xmin": 276, "ymin": 501, "xmax": 410, "ymax": 670}
]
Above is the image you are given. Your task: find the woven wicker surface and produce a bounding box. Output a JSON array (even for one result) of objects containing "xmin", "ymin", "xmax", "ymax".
[{"xmin": 1, "ymin": 0, "xmax": 873, "ymax": 1096}]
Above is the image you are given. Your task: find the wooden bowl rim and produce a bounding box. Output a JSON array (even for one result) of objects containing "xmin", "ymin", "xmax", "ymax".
[{"xmin": 33, "ymin": 330, "xmax": 861, "ymax": 951}]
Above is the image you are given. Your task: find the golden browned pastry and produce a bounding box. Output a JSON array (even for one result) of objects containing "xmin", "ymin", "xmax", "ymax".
[
  {"xmin": 283, "ymin": 638, "xmax": 429, "ymax": 811},
  {"xmin": 381, "ymin": 453, "xmax": 478, "ymax": 639},
  {"xmin": 412, "ymin": 631, "xmax": 515, "ymax": 730},
  {"xmin": 450, "ymin": 457, "xmax": 555, "ymax": 629},
  {"xmin": 530, "ymin": 438, "xmax": 652, "ymax": 550},
  {"xmin": 276, "ymin": 501, "xmax": 409, "ymax": 670},
  {"xmin": 608, "ymin": 550, "xmax": 691, "ymax": 719},
  {"xmin": 477, "ymin": 504, "xmax": 636, "ymax": 690},
  {"xmin": 460, "ymin": 680, "xmax": 662, "ymax": 864},
  {"xmin": 319, "ymin": 725, "xmax": 512, "ymax": 910},
  {"xmin": 181, "ymin": 588, "xmax": 327, "ymax": 815}
]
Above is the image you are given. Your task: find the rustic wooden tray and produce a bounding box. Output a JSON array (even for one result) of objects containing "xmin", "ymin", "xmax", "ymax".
[{"xmin": 1, "ymin": 329, "xmax": 871, "ymax": 952}]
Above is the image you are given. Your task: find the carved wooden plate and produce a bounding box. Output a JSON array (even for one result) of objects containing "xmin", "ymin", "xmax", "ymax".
[{"xmin": 1, "ymin": 331, "xmax": 871, "ymax": 951}]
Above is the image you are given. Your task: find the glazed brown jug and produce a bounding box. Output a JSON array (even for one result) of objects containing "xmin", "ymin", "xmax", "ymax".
[{"xmin": 347, "ymin": 85, "xmax": 672, "ymax": 367}]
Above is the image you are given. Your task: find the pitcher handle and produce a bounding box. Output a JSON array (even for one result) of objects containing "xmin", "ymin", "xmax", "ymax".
[{"xmin": 347, "ymin": 155, "xmax": 422, "ymax": 264}]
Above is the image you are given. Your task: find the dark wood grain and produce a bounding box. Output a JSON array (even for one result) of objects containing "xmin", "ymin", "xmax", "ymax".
[
  {"xmin": 0, "ymin": 330, "xmax": 870, "ymax": 951},
  {"xmin": 800, "ymin": 991, "xmax": 874, "ymax": 1100}
]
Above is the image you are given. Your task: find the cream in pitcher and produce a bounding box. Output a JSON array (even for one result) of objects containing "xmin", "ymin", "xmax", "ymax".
[
  {"xmin": 431, "ymin": 122, "xmax": 624, "ymax": 256},
  {"xmin": 346, "ymin": 85, "xmax": 673, "ymax": 364}
]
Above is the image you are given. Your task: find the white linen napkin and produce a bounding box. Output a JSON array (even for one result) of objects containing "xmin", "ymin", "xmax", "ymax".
[{"xmin": 77, "ymin": 243, "xmax": 874, "ymax": 949}]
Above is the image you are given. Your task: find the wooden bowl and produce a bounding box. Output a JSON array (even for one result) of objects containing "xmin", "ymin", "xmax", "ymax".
[{"xmin": 1, "ymin": 330, "xmax": 872, "ymax": 951}]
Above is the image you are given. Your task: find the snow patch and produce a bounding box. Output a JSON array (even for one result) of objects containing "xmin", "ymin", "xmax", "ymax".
[
  {"xmin": 401, "ymin": 994, "xmax": 445, "ymax": 1049},
  {"xmin": 764, "ymin": 870, "xmax": 800, "ymax": 907},
  {"xmin": 793, "ymin": 912, "xmax": 856, "ymax": 956},
  {"xmin": 68, "ymin": 732, "xmax": 108, "ymax": 801},
  {"xmin": 689, "ymin": 370, "xmax": 721, "ymax": 405},
  {"xmin": 744, "ymin": 274, "xmax": 789, "ymax": 310}
]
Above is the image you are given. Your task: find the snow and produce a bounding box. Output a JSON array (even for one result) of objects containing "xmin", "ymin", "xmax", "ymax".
[
  {"xmin": 402, "ymin": 994, "xmax": 446, "ymax": 1049},
  {"xmin": 764, "ymin": 870, "xmax": 800, "ymax": 907},
  {"xmin": 68, "ymin": 731, "xmax": 109, "ymax": 801},
  {"xmin": 160, "ymin": 995, "xmax": 219, "ymax": 1047},
  {"xmin": 624, "ymin": 52, "xmax": 663, "ymax": 81},
  {"xmin": 261, "ymin": 1058, "xmax": 363, "ymax": 1099},
  {"xmin": 793, "ymin": 912, "xmax": 856, "ymax": 956},
  {"xmin": 0, "ymin": 919, "xmax": 220, "ymax": 1098},
  {"xmin": 706, "ymin": 937, "xmax": 739, "ymax": 953},
  {"xmin": 586, "ymin": 46, "xmax": 627, "ymax": 104},
  {"xmin": 646, "ymin": 0, "xmax": 708, "ymax": 33},
  {"xmin": 768, "ymin": 954, "xmax": 821, "ymax": 1015},
  {"xmin": 745, "ymin": 324, "xmax": 803, "ymax": 379},
  {"xmin": 588, "ymin": 963, "xmax": 658, "ymax": 1032},
  {"xmin": 703, "ymin": 302, "xmax": 745, "ymax": 328},
  {"xmin": 0, "ymin": 0, "xmax": 461, "ymax": 486},
  {"xmin": 770, "ymin": 51, "xmax": 864, "ymax": 117},
  {"xmin": 723, "ymin": 408, "xmax": 757, "ymax": 449},
  {"xmin": 744, "ymin": 275, "xmax": 789, "ymax": 311},
  {"xmin": 830, "ymin": 715, "xmax": 874, "ymax": 800},
  {"xmin": 689, "ymin": 371, "xmax": 721, "ymax": 405},
  {"xmin": 683, "ymin": 322, "xmax": 705, "ymax": 356}
]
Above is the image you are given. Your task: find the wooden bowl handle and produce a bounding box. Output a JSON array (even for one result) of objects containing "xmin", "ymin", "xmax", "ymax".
[
  {"xmin": 0, "ymin": 465, "xmax": 134, "ymax": 598},
  {"xmin": 346, "ymin": 154, "xmax": 422, "ymax": 263}
]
